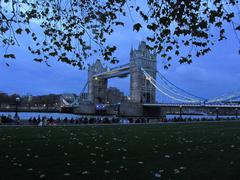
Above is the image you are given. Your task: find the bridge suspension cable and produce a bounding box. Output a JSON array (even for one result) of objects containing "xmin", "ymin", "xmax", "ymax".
[
  {"xmin": 154, "ymin": 73, "xmax": 204, "ymax": 102},
  {"xmin": 141, "ymin": 68, "xmax": 204, "ymax": 103},
  {"xmin": 207, "ymin": 91, "xmax": 240, "ymax": 103},
  {"xmin": 142, "ymin": 68, "xmax": 240, "ymax": 104},
  {"xmin": 150, "ymin": 75, "xmax": 199, "ymax": 102},
  {"xmin": 157, "ymin": 71, "xmax": 206, "ymax": 101}
]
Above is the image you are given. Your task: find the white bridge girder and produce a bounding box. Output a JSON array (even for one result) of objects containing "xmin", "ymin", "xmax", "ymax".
[{"xmin": 93, "ymin": 64, "xmax": 130, "ymax": 79}]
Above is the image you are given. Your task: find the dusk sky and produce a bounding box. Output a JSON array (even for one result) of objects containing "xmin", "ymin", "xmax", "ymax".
[{"xmin": 1, "ymin": 9, "xmax": 240, "ymax": 101}]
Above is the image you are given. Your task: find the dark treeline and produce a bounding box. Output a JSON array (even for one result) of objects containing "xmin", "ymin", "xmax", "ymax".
[
  {"xmin": 0, "ymin": 93, "xmax": 19, "ymax": 105},
  {"xmin": 0, "ymin": 92, "xmax": 61, "ymax": 107}
]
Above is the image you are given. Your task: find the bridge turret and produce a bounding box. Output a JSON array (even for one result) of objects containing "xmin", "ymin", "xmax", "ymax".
[
  {"xmin": 130, "ymin": 45, "xmax": 134, "ymax": 56},
  {"xmin": 130, "ymin": 41, "xmax": 157, "ymax": 103},
  {"xmin": 88, "ymin": 60, "xmax": 108, "ymax": 103}
]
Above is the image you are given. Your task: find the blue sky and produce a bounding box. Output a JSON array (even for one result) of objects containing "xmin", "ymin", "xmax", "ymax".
[{"xmin": 1, "ymin": 6, "xmax": 240, "ymax": 100}]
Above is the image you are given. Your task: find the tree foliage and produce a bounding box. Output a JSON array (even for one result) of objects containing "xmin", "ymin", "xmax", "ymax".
[{"xmin": 1, "ymin": 0, "xmax": 240, "ymax": 68}]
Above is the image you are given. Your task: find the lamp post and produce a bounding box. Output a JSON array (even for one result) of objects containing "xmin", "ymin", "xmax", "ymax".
[
  {"xmin": 14, "ymin": 97, "xmax": 20, "ymax": 120},
  {"xmin": 216, "ymin": 107, "xmax": 219, "ymax": 120},
  {"xmin": 117, "ymin": 103, "xmax": 120, "ymax": 116},
  {"xmin": 235, "ymin": 108, "xmax": 238, "ymax": 120},
  {"xmin": 179, "ymin": 105, "xmax": 182, "ymax": 120}
]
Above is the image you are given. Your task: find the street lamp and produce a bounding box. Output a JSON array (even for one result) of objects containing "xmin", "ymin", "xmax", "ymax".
[
  {"xmin": 235, "ymin": 108, "xmax": 238, "ymax": 120},
  {"xmin": 117, "ymin": 102, "xmax": 120, "ymax": 116},
  {"xmin": 216, "ymin": 107, "xmax": 219, "ymax": 120},
  {"xmin": 14, "ymin": 97, "xmax": 20, "ymax": 120},
  {"xmin": 179, "ymin": 105, "xmax": 182, "ymax": 120}
]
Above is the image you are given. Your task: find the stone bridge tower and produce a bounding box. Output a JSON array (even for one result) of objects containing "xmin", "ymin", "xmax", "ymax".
[
  {"xmin": 88, "ymin": 60, "xmax": 108, "ymax": 103},
  {"xmin": 130, "ymin": 41, "xmax": 157, "ymax": 103}
]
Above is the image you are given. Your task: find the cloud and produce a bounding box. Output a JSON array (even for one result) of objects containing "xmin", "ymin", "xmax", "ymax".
[{"xmin": 174, "ymin": 65, "xmax": 208, "ymax": 82}]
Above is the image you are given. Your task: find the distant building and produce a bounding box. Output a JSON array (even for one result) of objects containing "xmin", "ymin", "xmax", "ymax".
[
  {"xmin": 22, "ymin": 93, "xmax": 33, "ymax": 103},
  {"xmin": 79, "ymin": 93, "xmax": 88, "ymax": 101},
  {"xmin": 106, "ymin": 87, "xmax": 126, "ymax": 104}
]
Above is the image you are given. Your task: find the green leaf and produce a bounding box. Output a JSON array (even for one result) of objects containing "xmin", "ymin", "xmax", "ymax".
[
  {"xmin": 133, "ymin": 23, "xmax": 142, "ymax": 32},
  {"xmin": 49, "ymin": 52, "xmax": 57, "ymax": 56},
  {"xmin": 4, "ymin": 54, "xmax": 15, "ymax": 59},
  {"xmin": 236, "ymin": 25, "xmax": 240, "ymax": 31},
  {"xmin": 115, "ymin": 22, "xmax": 124, "ymax": 26},
  {"xmin": 34, "ymin": 58, "xmax": 43, "ymax": 62},
  {"xmin": 147, "ymin": 23, "xmax": 158, "ymax": 32},
  {"xmin": 15, "ymin": 28, "xmax": 23, "ymax": 34},
  {"xmin": 25, "ymin": 28, "xmax": 31, "ymax": 34},
  {"xmin": 175, "ymin": 50, "xmax": 180, "ymax": 55},
  {"xmin": 140, "ymin": 11, "xmax": 148, "ymax": 21}
]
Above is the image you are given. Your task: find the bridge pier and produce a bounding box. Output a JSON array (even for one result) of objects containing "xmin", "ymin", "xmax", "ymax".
[
  {"xmin": 74, "ymin": 102, "xmax": 96, "ymax": 115},
  {"xmin": 119, "ymin": 102, "xmax": 143, "ymax": 117},
  {"xmin": 74, "ymin": 102, "xmax": 143, "ymax": 117}
]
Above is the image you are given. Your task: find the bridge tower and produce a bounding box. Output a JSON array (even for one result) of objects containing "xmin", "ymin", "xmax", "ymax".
[
  {"xmin": 88, "ymin": 60, "xmax": 108, "ymax": 103},
  {"xmin": 130, "ymin": 41, "xmax": 157, "ymax": 103}
]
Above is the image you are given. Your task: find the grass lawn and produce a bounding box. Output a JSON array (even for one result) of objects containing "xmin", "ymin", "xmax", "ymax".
[{"xmin": 0, "ymin": 122, "xmax": 240, "ymax": 180}]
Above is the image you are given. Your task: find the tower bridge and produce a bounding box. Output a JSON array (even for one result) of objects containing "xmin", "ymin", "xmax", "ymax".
[
  {"xmin": 88, "ymin": 41, "xmax": 157, "ymax": 104},
  {"xmin": 63, "ymin": 41, "xmax": 240, "ymax": 117}
]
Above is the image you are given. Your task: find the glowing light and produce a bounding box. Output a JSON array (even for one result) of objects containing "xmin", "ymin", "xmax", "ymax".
[{"xmin": 146, "ymin": 76, "xmax": 151, "ymax": 81}]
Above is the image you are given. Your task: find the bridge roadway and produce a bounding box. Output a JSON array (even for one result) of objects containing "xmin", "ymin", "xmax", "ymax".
[
  {"xmin": 73, "ymin": 102, "xmax": 240, "ymax": 117},
  {"xmin": 142, "ymin": 103, "xmax": 240, "ymax": 117},
  {"xmin": 93, "ymin": 63, "xmax": 130, "ymax": 79},
  {"xmin": 143, "ymin": 103, "xmax": 240, "ymax": 108}
]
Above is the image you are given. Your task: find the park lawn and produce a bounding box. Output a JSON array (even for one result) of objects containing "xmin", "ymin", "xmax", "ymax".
[{"xmin": 0, "ymin": 122, "xmax": 240, "ymax": 180}]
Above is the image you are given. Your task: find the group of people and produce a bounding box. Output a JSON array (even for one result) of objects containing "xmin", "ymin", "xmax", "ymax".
[
  {"xmin": 28, "ymin": 116, "xmax": 122, "ymax": 126},
  {"xmin": 1, "ymin": 114, "xmax": 238, "ymax": 126},
  {"xmin": 28, "ymin": 116, "xmax": 151, "ymax": 126},
  {"xmin": 0, "ymin": 115, "xmax": 152, "ymax": 126},
  {"xmin": 0, "ymin": 114, "xmax": 20, "ymax": 124}
]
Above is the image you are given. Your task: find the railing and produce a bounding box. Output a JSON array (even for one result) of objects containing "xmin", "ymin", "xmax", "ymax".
[
  {"xmin": 0, "ymin": 106, "xmax": 60, "ymax": 112},
  {"xmin": 144, "ymin": 103, "xmax": 240, "ymax": 108}
]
